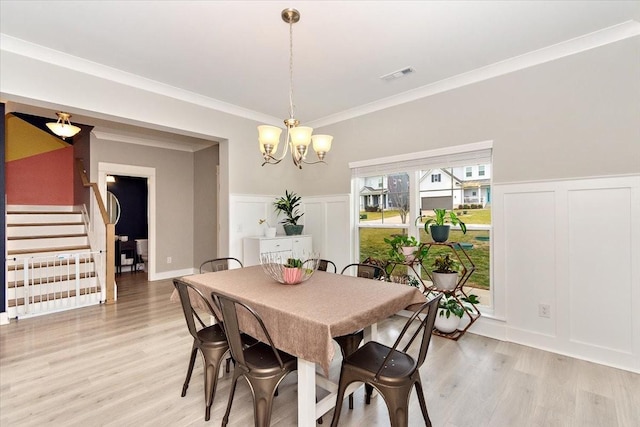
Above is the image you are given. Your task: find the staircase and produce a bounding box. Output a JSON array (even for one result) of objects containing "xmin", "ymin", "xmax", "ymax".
[{"xmin": 5, "ymin": 206, "xmax": 103, "ymax": 319}]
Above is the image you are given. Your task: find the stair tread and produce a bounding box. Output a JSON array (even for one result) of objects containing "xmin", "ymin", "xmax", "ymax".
[
  {"xmin": 7, "ymin": 287, "xmax": 102, "ymax": 307},
  {"xmin": 7, "ymin": 211, "xmax": 82, "ymax": 214},
  {"xmin": 7, "ymin": 245, "xmax": 92, "ymax": 256},
  {"xmin": 9, "ymin": 272, "xmax": 97, "ymax": 288},
  {"xmin": 8, "ymin": 233, "xmax": 88, "ymax": 241},
  {"xmin": 7, "ymin": 257, "xmax": 95, "ymax": 270},
  {"xmin": 8, "ymin": 222, "xmax": 84, "ymax": 227}
]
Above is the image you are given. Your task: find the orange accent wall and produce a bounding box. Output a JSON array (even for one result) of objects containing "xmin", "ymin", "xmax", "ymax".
[{"xmin": 5, "ymin": 146, "xmax": 74, "ymax": 205}]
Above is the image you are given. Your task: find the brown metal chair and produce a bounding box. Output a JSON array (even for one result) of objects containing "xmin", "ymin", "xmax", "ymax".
[
  {"xmin": 318, "ymin": 259, "xmax": 337, "ymax": 273},
  {"xmin": 212, "ymin": 292, "xmax": 297, "ymax": 427},
  {"xmin": 199, "ymin": 257, "xmax": 243, "ymax": 273},
  {"xmin": 340, "ymin": 263, "xmax": 388, "ymax": 281},
  {"xmin": 330, "ymin": 295, "xmax": 442, "ymax": 427},
  {"xmin": 303, "ymin": 258, "xmax": 337, "ymax": 273},
  {"xmin": 335, "ymin": 263, "xmax": 389, "ymax": 409},
  {"xmin": 173, "ymin": 279, "xmax": 229, "ymax": 421}
]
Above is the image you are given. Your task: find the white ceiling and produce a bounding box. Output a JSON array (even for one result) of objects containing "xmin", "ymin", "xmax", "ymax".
[{"xmin": 1, "ymin": 0, "xmax": 639, "ymax": 129}]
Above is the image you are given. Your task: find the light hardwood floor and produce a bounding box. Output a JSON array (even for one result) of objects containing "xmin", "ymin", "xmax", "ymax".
[{"xmin": 1, "ymin": 274, "xmax": 638, "ymax": 427}]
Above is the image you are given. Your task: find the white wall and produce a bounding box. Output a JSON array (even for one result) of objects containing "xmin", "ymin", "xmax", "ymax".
[
  {"xmin": 229, "ymin": 193, "xmax": 351, "ymax": 270},
  {"xmin": 490, "ymin": 175, "xmax": 640, "ymax": 372}
]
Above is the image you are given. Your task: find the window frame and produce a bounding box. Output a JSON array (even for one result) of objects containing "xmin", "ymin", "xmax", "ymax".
[{"xmin": 350, "ymin": 141, "xmax": 493, "ymax": 308}]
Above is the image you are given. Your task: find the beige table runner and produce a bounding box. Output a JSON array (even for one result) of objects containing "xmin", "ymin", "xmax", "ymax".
[{"xmin": 172, "ymin": 265, "xmax": 426, "ymax": 374}]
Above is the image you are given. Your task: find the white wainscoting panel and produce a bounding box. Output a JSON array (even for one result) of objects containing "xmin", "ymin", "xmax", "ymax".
[
  {"xmin": 492, "ymin": 175, "xmax": 639, "ymax": 373},
  {"xmin": 503, "ymin": 191, "xmax": 557, "ymax": 337},
  {"xmin": 229, "ymin": 195, "xmax": 280, "ymax": 263},
  {"xmin": 567, "ymin": 186, "xmax": 634, "ymax": 356},
  {"xmin": 229, "ymin": 193, "xmax": 351, "ymax": 269},
  {"xmin": 304, "ymin": 195, "xmax": 352, "ymax": 270}
]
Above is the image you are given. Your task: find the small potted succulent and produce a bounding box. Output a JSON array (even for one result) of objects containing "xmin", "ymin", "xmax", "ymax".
[
  {"xmin": 283, "ymin": 257, "xmax": 303, "ymax": 284},
  {"xmin": 259, "ymin": 219, "xmax": 277, "ymax": 238},
  {"xmin": 431, "ymin": 253, "xmax": 460, "ymax": 290},
  {"xmin": 274, "ymin": 190, "xmax": 304, "ymax": 235},
  {"xmin": 416, "ymin": 208, "xmax": 466, "ymax": 242}
]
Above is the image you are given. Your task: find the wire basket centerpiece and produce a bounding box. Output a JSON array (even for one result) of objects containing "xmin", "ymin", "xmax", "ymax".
[{"xmin": 260, "ymin": 252, "xmax": 319, "ymax": 285}]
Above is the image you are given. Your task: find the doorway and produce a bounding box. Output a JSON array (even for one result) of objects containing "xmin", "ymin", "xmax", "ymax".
[
  {"xmin": 98, "ymin": 163, "xmax": 156, "ymax": 279},
  {"xmin": 107, "ymin": 175, "xmax": 148, "ymax": 273}
]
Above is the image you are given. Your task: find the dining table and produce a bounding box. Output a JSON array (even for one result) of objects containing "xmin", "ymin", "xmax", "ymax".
[{"xmin": 172, "ymin": 265, "xmax": 427, "ymax": 426}]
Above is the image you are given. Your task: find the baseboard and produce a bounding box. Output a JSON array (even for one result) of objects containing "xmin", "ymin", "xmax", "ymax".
[
  {"xmin": 466, "ymin": 315, "xmax": 507, "ymax": 341},
  {"xmin": 0, "ymin": 312, "xmax": 9, "ymax": 326},
  {"xmin": 149, "ymin": 268, "xmax": 197, "ymax": 281}
]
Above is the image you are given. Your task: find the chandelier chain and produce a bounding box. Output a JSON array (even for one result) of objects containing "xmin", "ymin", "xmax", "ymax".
[
  {"xmin": 288, "ymin": 19, "xmax": 295, "ymax": 120},
  {"xmin": 257, "ymin": 8, "xmax": 332, "ymax": 168}
]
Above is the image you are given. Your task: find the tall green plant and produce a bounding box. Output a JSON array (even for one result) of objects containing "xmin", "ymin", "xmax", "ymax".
[{"xmin": 274, "ymin": 190, "xmax": 303, "ymax": 225}]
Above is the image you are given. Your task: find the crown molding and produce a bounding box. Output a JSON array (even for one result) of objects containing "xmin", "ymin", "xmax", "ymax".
[
  {"xmin": 91, "ymin": 130, "xmax": 215, "ymax": 152},
  {"xmin": 2, "ymin": 20, "xmax": 638, "ymax": 130},
  {"xmin": 0, "ymin": 33, "xmax": 282, "ymax": 126},
  {"xmin": 309, "ymin": 20, "xmax": 640, "ymax": 128}
]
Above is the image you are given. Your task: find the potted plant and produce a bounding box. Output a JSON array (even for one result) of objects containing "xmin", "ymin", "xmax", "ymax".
[
  {"xmin": 259, "ymin": 219, "xmax": 277, "ymax": 238},
  {"xmin": 431, "ymin": 253, "xmax": 460, "ymax": 290},
  {"xmin": 416, "ymin": 208, "xmax": 467, "ymax": 242},
  {"xmin": 434, "ymin": 295, "xmax": 465, "ymax": 333},
  {"xmin": 274, "ymin": 190, "xmax": 304, "ymax": 235},
  {"xmin": 283, "ymin": 257, "xmax": 303, "ymax": 284},
  {"xmin": 383, "ymin": 234, "xmax": 420, "ymax": 263},
  {"xmin": 434, "ymin": 294, "xmax": 480, "ymax": 333}
]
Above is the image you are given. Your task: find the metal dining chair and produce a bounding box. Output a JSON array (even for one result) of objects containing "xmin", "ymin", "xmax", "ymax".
[
  {"xmin": 334, "ymin": 262, "xmax": 389, "ymax": 409},
  {"xmin": 212, "ymin": 291, "xmax": 298, "ymax": 427},
  {"xmin": 340, "ymin": 263, "xmax": 388, "ymax": 281},
  {"xmin": 303, "ymin": 258, "xmax": 337, "ymax": 273},
  {"xmin": 173, "ymin": 279, "xmax": 229, "ymax": 421},
  {"xmin": 330, "ymin": 295, "xmax": 442, "ymax": 427},
  {"xmin": 199, "ymin": 257, "xmax": 243, "ymax": 273}
]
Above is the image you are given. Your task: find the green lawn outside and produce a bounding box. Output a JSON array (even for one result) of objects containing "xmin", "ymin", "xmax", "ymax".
[
  {"xmin": 359, "ymin": 209, "xmax": 402, "ymax": 221},
  {"xmin": 359, "ymin": 209, "xmax": 491, "ymax": 290}
]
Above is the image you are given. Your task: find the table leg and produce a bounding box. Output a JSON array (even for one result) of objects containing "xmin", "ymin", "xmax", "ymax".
[
  {"xmin": 363, "ymin": 322, "xmax": 378, "ymax": 343},
  {"xmin": 298, "ymin": 358, "xmax": 316, "ymax": 427}
]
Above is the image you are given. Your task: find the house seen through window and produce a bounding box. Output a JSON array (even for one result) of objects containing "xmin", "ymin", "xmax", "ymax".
[{"xmin": 354, "ymin": 146, "xmax": 492, "ymax": 306}]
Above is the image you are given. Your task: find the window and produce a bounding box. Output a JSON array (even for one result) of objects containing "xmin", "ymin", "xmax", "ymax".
[
  {"xmin": 478, "ymin": 165, "xmax": 485, "ymax": 176},
  {"xmin": 357, "ymin": 172, "xmax": 411, "ymax": 224},
  {"xmin": 351, "ymin": 142, "xmax": 493, "ymax": 305}
]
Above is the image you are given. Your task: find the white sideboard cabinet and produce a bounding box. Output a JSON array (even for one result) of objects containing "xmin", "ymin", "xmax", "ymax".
[{"xmin": 243, "ymin": 235, "xmax": 313, "ymax": 266}]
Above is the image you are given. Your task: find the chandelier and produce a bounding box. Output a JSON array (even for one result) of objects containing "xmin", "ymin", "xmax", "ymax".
[
  {"xmin": 46, "ymin": 112, "xmax": 81, "ymax": 139},
  {"xmin": 258, "ymin": 8, "xmax": 333, "ymax": 169}
]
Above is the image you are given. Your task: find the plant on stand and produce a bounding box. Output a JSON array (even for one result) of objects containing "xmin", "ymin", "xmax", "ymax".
[
  {"xmin": 434, "ymin": 293, "xmax": 480, "ymax": 333},
  {"xmin": 274, "ymin": 190, "xmax": 304, "ymax": 235},
  {"xmin": 431, "ymin": 253, "xmax": 460, "ymax": 290},
  {"xmin": 416, "ymin": 208, "xmax": 467, "ymax": 242},
  {"xmin": 384, "ymin": 234, "xmax": 420, "ymax": 263}
]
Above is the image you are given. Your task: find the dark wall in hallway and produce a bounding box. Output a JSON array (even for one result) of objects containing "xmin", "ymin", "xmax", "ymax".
[{"xmin": 108, "ymin": 175, "xmax": 148, "ymax": 240}]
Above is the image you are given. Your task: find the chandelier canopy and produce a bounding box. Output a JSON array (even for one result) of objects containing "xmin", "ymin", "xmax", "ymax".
[{"xmin": 258, "ymin": 8, "xmax": 333, "ymax": 169}]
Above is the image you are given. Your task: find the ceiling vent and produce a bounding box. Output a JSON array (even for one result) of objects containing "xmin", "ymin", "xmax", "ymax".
[{"xmin": 380, "ymin": 67, "xmax": 415, "ymax": 81}]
